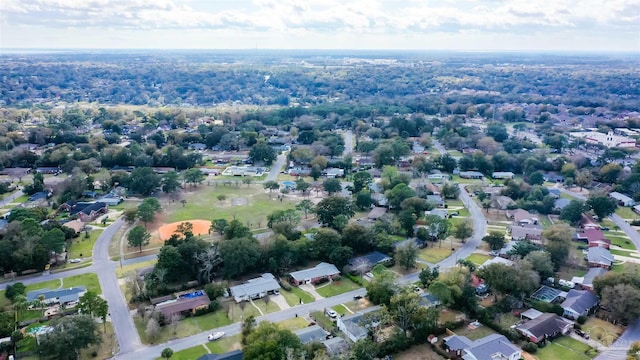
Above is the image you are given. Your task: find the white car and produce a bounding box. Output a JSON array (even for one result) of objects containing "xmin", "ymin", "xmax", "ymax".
[
  {"xmin": 208, "ymin": 331, "xmax": 225, "ymax": 341},
  {"xmin": 69, "ymin": 258, "xmax": 81, "ymax": 263},
  {"xmin": 365, "ymin": 272, "xmax": 374, "ymax": 278},
  {"xmin": 326, "ymin": 310, "xmax": 338, "ymax": 318}
]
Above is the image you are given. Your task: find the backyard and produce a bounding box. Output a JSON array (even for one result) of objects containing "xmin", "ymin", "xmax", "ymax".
[
  {"xmin": 535, "ymin": 336, "xmax": 598, "ymax": 360},
  {"xmin": 453, "ymin": 323, "xmax": 497, "ymax": 341},
  {"xmin": 315, "ymin": 278, "xmax": 361, "ymax": 298}
]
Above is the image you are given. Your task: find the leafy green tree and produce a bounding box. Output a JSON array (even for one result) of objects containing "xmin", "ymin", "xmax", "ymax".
[
  {"xmin": 560, "ymin": 199, "xmax": 587, "ymax": 225},
  {"xmin": 352, "ymin": 171, "xmax": 372, "ymax": 193},
  {"xmin": 323, "ymin": 178, "xmax": 342, "ymax": 195},
  {"xmin": 424, "ymin": 215, "xmax": 451, "ymax": 246},
  {"xmin": 219, "ymin": 237, "xmax": 261, "ymax": 278},
  {"xmin": 210, "ymin": 219, "xmax": 229, "ymax": 235},
  {"xmin": 223, "ymin": 219, "xmax": 252, "ymax": 240},
  {"xmin": 241, "ymin": 315, "xmax": 256, "ymax": 346},
  {"xmin": 128, "ymin": 167, "xmax": 161, "ymax": 196},
  {"xmin": 38, "ymin": 314, "xmax": 101, "ymax": 360},
  {"xmin": 329, "ymin": 246, "xmax": 354, "ymax": 269},
  {"xmin": 161, "ymin": 171, "xmax": 181, "ymax": 193},
  {"xmin": 127, "ymin": 225, "xmax": 151, "ymax": 253},
  {"xmin": 600, "ymin": 163, "xmax": 623, "ymax": 183},
  {"xmin": 587, "ymin": 195, "xmax": 617, "ymax": 220},
  {"xmin": 295, "ymin": 199, "xmax": 314, "ymax": 219},
  {"xmin": 161, "ymin": 348, "xmax": 174, "ymax": 359},
  {"xmin": 355, "ymin": 191, "xmax": 372, "ymax": 210},
  {"xmin": 183, "ymin": 168, "xmax": 205, "ymax": 187},
  {"xmin": 419, "ymin": 266, "xmax": 439, "ymax": 287},
  {"xmin": 124, "ymin": 208, "xmax": 137, "ymax": 223},
  {"xmin": 365, "ymin": 269, "xmax": 397, "ymax": 306},
  {"xmin": 452, "ymin": 219, "xmax": 473, "ymax": 244},
  {"xmin": 527, "ymin": 171, "xmax": 545, "ymax": 186},
  {"xmin": 482, "ymin": 231, "xmax": 505, "ymax": 251},
  {"xmin": 398, "ymin": 210, "xmax": 417, "ymax": 236},
  {"xmin": 395, "ymin": 242, "xmax": 418, "ymax": 270},
  {"xmin": 310, "ymin": 165, "xmax": 322, "ymax": 181},
  {"xmin": 441, "ymin": 182, "xmax": 460, "ymax": 199},
  {"xmin": 263, "ymin": 180, "xmax": 280, "ymax": 192},
  {"xmin": 77, "ymin": 291, "xmax": 109, "ymax": 331},
  {"xmin": 5, "ymin": 282, "xmax": 25, "ymax": 302},
  {"xmin": 341, "ymin": 223, "xmax": 373, "ymax": 254},
  {"xmin": 243, "ymin": 322, "xmax": 302, "ymax": 360},
  {"xmin": 137, "ymin": 197, "xmax": 162, "ymax": 226},
  {"xmin": 312, "ymin": 228, "xmax": 342, "ymax": 260},
  {"xmin": 428, "ymin": 281, "xmax": 453, "ymax": 306},
  {"xmin": 294, "ymin": 178, "xmax": 310, "ymax": 194},
  {"xmin": 524, "ymin": 251, "xmax": 555, "ymax": 280},
  {"xmin": 41, "ymin": 228, "xmax": 66, "ymax": 259},
  {"xmin": 350, "ymin": 338, "xmax": 378, "ymax": 360},
  {"xmin": 249, "ymin": 140, "xmax": 277, "ymax": 165},
  {"xmin": 400, "ymin": 197, "xmax": 432, "ymax": 218},
  {"xmin": 315, "ymin": 196, "xmax": 354, "ymax": 229},
  {"xmin": 386, "ymin": 183, "xmax": 416, "ymax": 209}
]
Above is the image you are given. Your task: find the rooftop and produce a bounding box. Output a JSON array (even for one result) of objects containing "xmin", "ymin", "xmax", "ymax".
[
  {"xmin": 290, "ymin": 263, "xmax": 340, "ymax": 282},
  {"xmin": 229, "ymin": 273, "xmax": 280, "ymax": 299},
  {"xmin": 561, "ymin": 289, "xmax": 599, "ymax": 315}
]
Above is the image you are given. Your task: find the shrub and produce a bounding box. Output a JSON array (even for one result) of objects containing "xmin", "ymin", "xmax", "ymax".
[
  {"xmin": 522, "ymin": 342, "xmax": 538, "ymax": 353},
  {"xmin": 577, "ymin": 315, "xmax": 587, "ymax": 325},
  {"xmin": 346, "ymin": 274, "xmax": 364, "ymax": 286},
  {"xmin": 313, "ymin": 277, "xmax": 329, "ymax": 286},
  {"xmin": 279, "ymin": 280, "xmax": 292, "ymax": 291},
  {"xmin": 332, "ymin": 275, "xmax": 342, "ymax": 281}
]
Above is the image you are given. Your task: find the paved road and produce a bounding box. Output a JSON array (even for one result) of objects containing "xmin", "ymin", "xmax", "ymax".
[
  {"xmin": 0, "ymin": 189, "xmax": 23, "ymax": 208},
  {"xmin": 343, "ymin": 130, "xmax": 354, "ymax": 156},
  {"xmin": 264, "ymin": 153, "xmax": 287, "ymax": 182}
]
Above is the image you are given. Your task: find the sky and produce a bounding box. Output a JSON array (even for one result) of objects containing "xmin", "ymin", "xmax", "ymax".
[{"xmin": 1, "ymin": 0, "xmax": 639, "ymax": 52}]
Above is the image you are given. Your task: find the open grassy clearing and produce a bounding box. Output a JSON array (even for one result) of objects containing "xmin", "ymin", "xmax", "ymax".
[
  {"xmin": 277, "ymin": 317, "xmax": 309, "ymax": 331},
  {"xmin": 394, "ymin": 343, "xmax": 442, "ymax": 360},
  {"xmin": 315, "ymin": 278, "xmax": 361, "ymax": 298},
  {"xmin": 25, "ymin": 279, "xmax": 62, "ymax": 293},
  {"xmin": 607, "ymin": 234, "xmax": 636, "ymax": 251},
  {"xmin": 80, "ymin": 322, "xmax": 117, "ymax": 360},
  {"xmin": 418, "ymin": 245, "xmax": 454, "ymax": 263},
  {"xmin": 611, "ymin": 249, "xmax": 637, "ymax": 257},
  {"xmin": 332, "ymin": 304, "xmax": 352, "ymax": 316},
  {"xmin": 536, "ymin": 336, "xmax": 598, "ymax": 360},
  {"xmin": 68, "ymin": 229, "xmax": 103, "ymax": 259},
  {"xmin": 136, "ymin": 309, "xmax": 232, "ymax": 344},
  {"xmin": 226, "ymin": 300, "xmax": 280, "ymax": 322},
  {"xmin": 465, "ymin": 253, "xmax": 491, "ymax": 266},
  {"xmin": 615, "ymin": 206, "xmax": 638, "ymax": 219},
  {"xmin": 582, "ymin": 317, "xmax": 624, "ymax": 347},
  {"xmin": 155, "ymin": 345, "xmax": 208, "ymax": 360},
  {"xmin": 165, "ymin": 184, "xmax": 298, "ymax": 228},
  {"xmin": 63, "ymin": 273, "xmax": 101, "ymax": 294},
  {"xmin": 310, "ymin": 311, "xmax": 336, "ymax": 331}
]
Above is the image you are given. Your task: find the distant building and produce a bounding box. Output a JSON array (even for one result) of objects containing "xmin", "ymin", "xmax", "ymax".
[
  {"xmin": 572, "ymin": 268, "xmax": 608, "ymax": 291},
  {"xmin": 347, "ymin": 252, "xmax": 392, "ymax": 273},
  {"xmin": 609, "ymin": 192, "xmax": 636, "ymax": 207},
  {"xmin": 459, "ymin": 171, "xmax": 484, "ymax": 179},
  {"xmin": 492, "ymin": 172, "xmax": 515, "ymax": 179},
  {"xmin": 426, "ymin": 194, "xmax": 445, "ymax": 207},
  {"xmin": 295, "ymin": 325, "xmax": 330, "ymax": 344},
  {"xmin": 367, "ymin": 207, "xmax": 387, "ymax": 221},
  {"xmin": 27, "ymin": 287, "xmax": 86, "ymax": 306},
  {"xmin": 336, "ymin": 306, "xmax": 382, "ymax": 342},
  {"xmin": 587, "ymin": 247, "xmax": 614, "ymax": 269},
  {"xmin": 155, "ymin": 292, "xmax": 211, "ymax": 319},
  {"xmin": 479, "ymin": 257, "xmax": 514, "ymax": 269},
  {"xmin": 568, "ymin": 131, "xmax": 636, "ymax": 148}
]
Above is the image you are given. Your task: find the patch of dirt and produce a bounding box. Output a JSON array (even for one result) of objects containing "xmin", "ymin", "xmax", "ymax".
[
  {"xmin": 230, "ymin": 197, "xmax": 248, "ymax": 206},
  {"xmin": 157, "ymin": 219, "xmax": 212, "ymax": 240},
  {"xmin": 394, "ymin": 344, "xmax": 442, "ymax": 360}
]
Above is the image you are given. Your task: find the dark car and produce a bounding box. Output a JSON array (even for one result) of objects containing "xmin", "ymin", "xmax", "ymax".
[
  {"xmin": 575, "ymin": 329, "xmax": 590, "ymax": 339},
  {"xmin": 354, "ymin": 295, "xmax": 363, "ymax": 300}
]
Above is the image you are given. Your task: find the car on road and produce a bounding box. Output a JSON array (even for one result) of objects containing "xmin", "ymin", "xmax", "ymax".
[
  {"xmin": 353, "ymin": 295, "xmax": 363, "ymax": 300},
  {"xmin": 208, "ymin": 331, "xmax": 225, "ymax": 341},
  {"xmin": 326, "ymin": 310, "xmax": 338, "ymax": 318},
  {"xmin": 69, "ymin": 258, "xmax": 81, "ymax": 263}
]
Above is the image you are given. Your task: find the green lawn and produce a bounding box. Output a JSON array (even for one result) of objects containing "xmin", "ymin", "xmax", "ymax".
[
  {"xmin": 315, "ymin": 278, "xmax": 361, "ymax": 298},
  {"xmin": 418, "ymin": 246, "xmax": 453, "ymax": 263},
  {"xmin": 206, "ymin": 334, "xmax": 242, "ymax": 354},
  {"xmin": 0, "ymin": 291, "xmax": 11, "ymax": 310},
  {"xmin": 109, "ymin": 201, "xmax": 138, "ymax": 211},
  {"xmin": 68, "ymin": 229, "xmax": 103, "ymax": 259},
  {"xmin": 610, "ymin": 249, "xmax": 636, "ymax": 257},
  {"xmin": 454, "ymin": 324, "xmax": 497, "ymax": 341},
  {"xmin": 332, "ymin": 304, "xmax": 352, "ymax": 316},
  {"xmin": 536, "ymin": 337, "xmax": 598, "ymax": 360},
  {"xmin": 615, "ymin": 207, "xmax": 638, "ymax": 219},
  {"xmin": 446, "ymin": 199, "xmax": 465, "ymax": 207},
  {"xmin": 155, "ymin": 345, "xmax": 208, "ymax": 360},
  {"xmin": 137, "ymin": 312, "xmax": 231, "ymax": 345},
  {"xmin": 115, "ymin": 258, "xmax": 158, "ymax": 278},
  {"xmin": 465, "ymin": 253, "xmax": 491, "ymax": 266},
  {"xmin": 12, "ymin": 195, "xmax": 29, "ymax": 204},
  {"xmin": 607, "ymin": 234, "xmax": 637, "ymax": 251},
  {"xmin": 166, "ymin": 184, "xmax": 298, "ymax": 228},
  {"xmin": 181, "ymin": 310, "xmax": 232, "ymax": 332},
  {"xmin": 226, "ymin": 300, "xmax": 279, "ymax": 322},
  {"xmin": 310, "ymin": 311, "xmax": 336, "ymax": 331},
  {"xmin": 539, "ymin": 215, "xmax": 552, "ymax": 229},
  {"xmin": 63, "ymin": 273, "xmax": 101, "ymax": 294},
  {"xmin": 281, "ymin": 287, "xmax": 315, "ymax": 306},
  {"xmin": 25, "ymin": 279, "xmax": 62, "ymax": 292},
  {"xmin": 277, "ymin": 317, "xmax": 309, "ymax": 331}
]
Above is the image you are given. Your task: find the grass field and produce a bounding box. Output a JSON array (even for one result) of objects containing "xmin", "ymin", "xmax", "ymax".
[
  {"xmin": 536, "ymin": 336, "xmax": 598, "ymax": 360},
  {"xmin": 136, "ymin": 309, "xmax": 232, "ymax": 344},
  {"xmin": 155, "ymin": 345, "xmax": 208, "ymax": 360},
  {"xmin": 539, "ymin": 215, "xmax": 553, "ymax": 229},
  {"xmin": 465, "ymin": 253, "xmax": 491, "ymax": 266},
  {"xmin": 315, "ymin": 278, "xmax": 361, "ymax": 298},
  {"xmin": 115, "ymin": 258, "xmax": 158, "ymax": 278},
  {"xmin": 454, "ymin": 324, "xmax": 497, "ymax": 341},
  {"xmin": 166, "ymin": 184, "xmax": 298, "ymax": 228},
  {"xmin": 281, "ymin": 287, "xmax": 315, "ymax": 306},
  {"xmin": 25, "ymin": 279, "xmax": 62, "ymax": 292},
  {"xmin": 63, "ymin": 273, "xmax": 101, "ymax": 294},
  {"xmin": 332, "ymin": 304, "xmax": 353, "ymax": 316},
  {"xmin": 418, "ymin": 246, "xmax": 454, "ymax": 263},
  {"xmin": 615, "ymin": 207, "xmax": 638, "ymax": 220},
  {"xmin": 206, "ymin": 334, "xmax": 242, "ymax": 354},
  {"xmin": 226, "ymin": 300, "xmax": 280, "ymax": 322},
  {"xmin": 582, "ymin": 318, "xmax": 624, "ymax": 347},
  {"xmin": 68, "ymin": 229, "xmax": 103, "ymax": 259},
  {"xmin": 277, "ymin": 317, "xmax": 309, "ymax": 331},
  {"xmin": 610, "ymin": 249, "xmax": 637, "ymax": 257},
  {"xmin": 607, "ymin": 234, "xmax": 637, "ymax": 251}
]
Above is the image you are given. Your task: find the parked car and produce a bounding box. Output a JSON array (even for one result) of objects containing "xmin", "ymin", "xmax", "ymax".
[
  {"xmin": 208, "ymin": 331, "xmax": 225, "ymax": 341},
  {"xmin": 69, "ymin": 258, "xmax": 81, "ymax": 263},
  {"xmin": 601, "ymin": 227, "xmax": 610, "ymax": 231},
  {"xmin": 575, "ymin": 329, "xmax": 590, "ymax": 339},
  {"xmin": 326, "ymin": 310, "xmax": 338, "ymax": 318},
  {"xmin": 353, "ymin": 295, "xmax": 363, "ymax": 300}
]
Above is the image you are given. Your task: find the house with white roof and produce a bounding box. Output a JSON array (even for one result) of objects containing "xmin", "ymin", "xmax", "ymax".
[
  {"xmin": 443, "ymin": 333, "xmax": 521, "ymax": 360},
  {"xmin": 289, "ymin": 262, "xmax": 340, "ymax": 286},
  {"xmin": 229, "ymin": 273, "xmax": 280, "ymax": 302}
]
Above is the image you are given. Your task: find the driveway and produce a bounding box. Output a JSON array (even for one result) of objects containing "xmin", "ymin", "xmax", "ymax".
[{"xmin": 264, "ymin": 153, "xmax": 287, "ymax": 182}]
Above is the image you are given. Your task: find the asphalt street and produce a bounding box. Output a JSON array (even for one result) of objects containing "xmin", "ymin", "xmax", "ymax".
[
  {"xmin": 0, "ymin": 189, "xmax": 23, "ymax": 208},
  {"xmin": 264, "ymin": 153, "xmax": 287, "ymax": 182}
]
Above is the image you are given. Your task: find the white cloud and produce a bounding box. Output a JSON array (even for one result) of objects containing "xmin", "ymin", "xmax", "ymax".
[{"xmin": 1, "ymin": 0, "xmax": 638, "ymax": 50}]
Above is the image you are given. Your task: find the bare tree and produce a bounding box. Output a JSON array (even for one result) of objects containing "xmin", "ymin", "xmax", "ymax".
[
  {"xmin": 145, "ymin": 318, "xmax": 160, "ymax": 343},
  {"xmin": 170, "ymin": 314, "xmax": 182, "ymax": 336},
  {"xmin": 194, "ymin": 244, "xmax": 222, "ymax": 283}
]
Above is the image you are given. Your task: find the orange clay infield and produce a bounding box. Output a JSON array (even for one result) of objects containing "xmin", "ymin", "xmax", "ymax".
[{"xmin": 157, "ymin": 220, "xmax": 212, "ymax": 240}]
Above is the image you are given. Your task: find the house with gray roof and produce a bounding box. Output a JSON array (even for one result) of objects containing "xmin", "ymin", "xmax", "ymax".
[
  {"xmin": 229, "ymin": 273, "xmax": 280, "ymax": 302},
  {"xmin": 492, "ymin": 172, "xmax": 515, "ymax": 179},
  {"xmin": 27, "ymin": 287, "xmax": 86, "ymax": 306},
  {"xmin": 289, "ymin": 262, "xmax": 340, "ymax": 286},
  {"xmin": 510, "ymin": 224, "xmax": 543, "ymax": 242},
  {"xmin": 336, "ymin": 306, "xmax": 381, "ymax": 343},
  {"xmin": 197, "ymin": 350, "xmax": 243, "ymax": 360},
  {"xmin": 295, "ymin": 325, "xmax": 330, "ymax": 344},
  {"xmin": 515, "ymin": 313, "xmax": 572, "ymax": 344},
  {"xmin": 322, "ymin": 336, "xmax": 349, "ymax": 356},
  {"xmin": 561, "ymin": 289, "xmax": 599, "ymax": 319},
  {"xmin": 554, "ymin": 198, "xmax": 571, "ymax": 211},
  {"xmin": 609, "ymin": 192, "xmax": 635, "ymax": 207},
  {"xmin": 573, "ymin": 267, "xmax": 608, "ymax": 291},
  {"xmin": 587, "ymin": 247, "xmax": 614, "ymax": 269},
  {"xmin": 443, "ymin": 333, "xmax": 521, "ymax": 360},
  {"xmin": 459, "ymin": 171, "xmax": 484, "ymax": 179},
  {"xmin": 426, "ymin": 194, "xmax": 444, "ymax": 207}
]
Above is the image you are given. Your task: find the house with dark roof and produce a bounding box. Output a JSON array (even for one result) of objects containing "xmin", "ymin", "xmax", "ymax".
[
  {"xmin": 59, "ymin": 200, "xmax": 77, "ymax": 212},
  {"xmin": 510, "ymin": 224, "xmax": 543, "ymax": 242},
  {"xmin": 81, "ymin": 191, "xmax": 98, "ymax": 199},
  {"xmin": 336, "ymin": 306, "xmax": 381, "ymax": 342},
  {"xmin": 197, "ymin": 350, "xmax": 243, "ymax": 360},
  {"xmin": 229, "ymin": 273, "xmax": 280, "ymax": 302},
  {"xmin": 188, "ymin": 143, "xmax": 208, "ymax": 151},
  {"xmin": 419, "ymin": 292, "xmax": 441, "ymax": 308},
  {"xmin": 289, "ymin": 262, "xmax": 340, "ymax": 286},
  {"xmin": 322, "ymin": 336, "xmax": 349, "ymax": 356},
  {"xmin": 547, "ymin": 188, "xmax": 561, "ymax": 198},
  {"xmin": 609, "ymin": 192, "xmax": 635, "ymax": 207},
  {"xmin": 515, "ymin": 313, "xmax": 573, "ymax": 344},
  {"xmin": 443, "ymin": 334, "xmax": 521, "ymax": 360},
  {"xmin": 506, "ymin": 209, "xmax": 538, "ymax": 225},
  {"xmin": 573, "ymin": 268, "xmax": 608, "ymax": 291},
  {"xmin": 295, "ymin": 325, "xmax": 330, "ymax": 344},
  {"xmin": 367, "ymin": 207, "xmax": 387, "ymax": 221},
  {"xmin": 74, "ymin": 202, "xmax": 108, "ymax": 222},
  {"xmin": 27, "ymin": 287, "xmax": 86, "ymax": 306},
  {"xmin": 587, "ymin": 247, "xmax": 614, "ymax": 269},
  {"xmin": 28, "ymin": 192, "xmax": 49, "ymax": 202},
  {"xmin": 561, "ymin": 289, "xmax": 599, "ymax": 319},
  {"xmin": 155, "ymin": 292, "xmax": 211, "ymax": 320},
  {"xmin": 575, "ymin": 228, "xmax": 610, "ymax": 249},
  {"xmin": 347, "ymin": 252, "xmax": 392, "ymax": 273}
]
